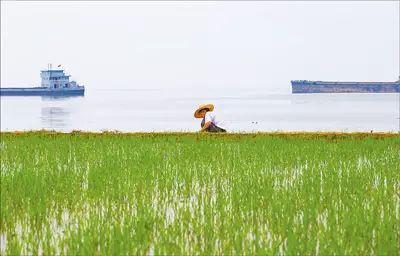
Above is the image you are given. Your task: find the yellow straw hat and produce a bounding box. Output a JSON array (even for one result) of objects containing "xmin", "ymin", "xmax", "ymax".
[{"xmin": 194, "ymin": 104, "xmax": 214, "ymax": 118}]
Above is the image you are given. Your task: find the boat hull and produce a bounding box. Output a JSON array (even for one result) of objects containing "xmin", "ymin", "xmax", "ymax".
[
  {"xmin": 291, "ymin": 81, "xmax": 400, "ymax": 94},
  {"xmin": 0, "ymin": 87, "xmax": 85, "ymax": 96}
]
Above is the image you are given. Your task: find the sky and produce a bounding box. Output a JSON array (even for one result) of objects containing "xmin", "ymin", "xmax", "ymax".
[{"xmin": 1, "ymin": 1, "xmax": 399, "ymax": 90}]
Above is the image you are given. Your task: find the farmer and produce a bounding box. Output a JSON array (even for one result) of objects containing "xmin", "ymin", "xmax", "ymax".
[{"xmin": 194, "ymin": 104, "xmax": 227, "ymax": 133}]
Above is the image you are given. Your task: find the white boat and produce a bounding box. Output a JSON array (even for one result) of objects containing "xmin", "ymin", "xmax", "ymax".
[{"xmin": 1, "ymin": 66, "xmax": 85, "ymax": 96}]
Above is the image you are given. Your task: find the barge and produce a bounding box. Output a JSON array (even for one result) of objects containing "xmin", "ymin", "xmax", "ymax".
[
  {"xmin": 291, "ymin": 79, "xmax": 400, "ymax": 93},
  {"xmin": 1, "ymin": 67, "xmax": 85, "ymax": 96}
]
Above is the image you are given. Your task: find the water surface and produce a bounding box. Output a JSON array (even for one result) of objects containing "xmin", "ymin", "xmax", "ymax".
[{"xmin": 1, "ymin": 88, "xmax": 399, "ymax": 132}]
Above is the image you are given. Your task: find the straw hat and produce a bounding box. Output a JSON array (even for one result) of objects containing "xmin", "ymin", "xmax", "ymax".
[{"xmin": 194, "ymin": 104, "xmax": 214, "ymax": 118}]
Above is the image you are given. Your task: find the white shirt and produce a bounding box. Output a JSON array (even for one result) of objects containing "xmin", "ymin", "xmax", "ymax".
[{"xmin": 204, "ymin": 112, "xmax": 226, "ymax": 129}]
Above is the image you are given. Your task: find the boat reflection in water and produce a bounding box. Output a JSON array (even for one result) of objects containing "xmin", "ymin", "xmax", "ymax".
[
  {"xmin": 41, "ymin": 95, "xmax": 84, "ymax": 101},
  {"xmin": 40, "ymin": 95, "xmax": 84, "ymax": 129},
  {"xmin": 41, "ymin": 106, "xmax": 70, "ymax": 129}
]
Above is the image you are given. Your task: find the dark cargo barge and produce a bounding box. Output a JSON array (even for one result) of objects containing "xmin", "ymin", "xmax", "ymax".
[{"xmin": 291, "ymin": 80, "xmax": 400, "ymax": 93}]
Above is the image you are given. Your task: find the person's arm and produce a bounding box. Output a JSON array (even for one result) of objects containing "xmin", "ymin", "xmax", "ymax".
[{"xmin": 199, "ymin": 121, "xmax": 212, "ymax": 132}]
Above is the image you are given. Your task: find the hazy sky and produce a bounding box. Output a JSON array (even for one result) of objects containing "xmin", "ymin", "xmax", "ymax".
[{"xmin": 1, "ymin": 1, "xmax": 399, "ymax": 90}]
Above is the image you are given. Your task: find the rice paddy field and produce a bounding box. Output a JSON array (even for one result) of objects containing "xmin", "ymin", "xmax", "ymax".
[{"xmin": 1, "ymin": 131, "xmax": 399, "ymax": 255}]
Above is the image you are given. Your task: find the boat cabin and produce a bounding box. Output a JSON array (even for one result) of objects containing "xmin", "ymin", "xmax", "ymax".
[{"xmin": 40, "ymin": 70, "xmax": 80, "ymax": 89}]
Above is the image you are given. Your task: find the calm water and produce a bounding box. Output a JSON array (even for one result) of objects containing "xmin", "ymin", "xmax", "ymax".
[{"xmin": 1, "ymin": 88, "xmax": 399, "ymax": 132}]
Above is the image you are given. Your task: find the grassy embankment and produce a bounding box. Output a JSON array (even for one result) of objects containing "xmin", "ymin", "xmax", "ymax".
[{"xmin": 1, "ymin": 132, "xmax": 399, "ymax": 254}]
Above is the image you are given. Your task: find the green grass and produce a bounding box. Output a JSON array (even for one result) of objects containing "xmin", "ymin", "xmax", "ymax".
[{"xmin": 1, "ymin": 132, "xmax": 399, "ymax": 255}]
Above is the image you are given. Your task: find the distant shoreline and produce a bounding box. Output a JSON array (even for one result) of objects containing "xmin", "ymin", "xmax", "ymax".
[{"xmin": 1, "ymin": 130, "xmax": 399, "ymax": 139}]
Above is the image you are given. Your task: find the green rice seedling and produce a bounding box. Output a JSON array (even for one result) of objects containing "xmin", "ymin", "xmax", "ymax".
[{"xmin": 0, "ymin": 132, "xmax": 399, "ymax": 255}]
